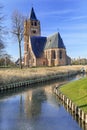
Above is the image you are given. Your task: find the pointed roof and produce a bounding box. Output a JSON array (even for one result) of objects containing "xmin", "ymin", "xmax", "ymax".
[
  {"xmin": 45, "ymin": 32, "xmax": 66, "ymax": 49},
  {"xmin": 30, "ymin": 7, "xmax": 37, "ymax": 20}
]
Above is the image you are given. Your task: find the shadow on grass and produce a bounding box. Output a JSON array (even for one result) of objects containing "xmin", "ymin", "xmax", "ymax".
[
  {"xmin": 74, "ymin": 95, "xmax": 87, "ymax": 102},
  {"xmin": 79, "ymin": 104, "xmax": 87, "ymax": 108}
]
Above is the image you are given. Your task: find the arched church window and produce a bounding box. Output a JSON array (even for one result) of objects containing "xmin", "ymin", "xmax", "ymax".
[
  {"xmin": 59, "ymin": 50, "xmax": 62, "ymax": 59},
  {"xmin": 52, "ymin": 50, "xmax": 56, "ymax": 59},
  {"xmin": 34, "ymin": 22, "xmax": 37, "ymax": 26},
  {"xmin": 31, "ymin": 21, "xmax": 33, "ymax": 26}
]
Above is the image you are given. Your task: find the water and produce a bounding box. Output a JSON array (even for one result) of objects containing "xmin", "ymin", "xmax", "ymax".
[{"xmin": 0, "ymin": 75, "xmax": 85, "ymax": 130}]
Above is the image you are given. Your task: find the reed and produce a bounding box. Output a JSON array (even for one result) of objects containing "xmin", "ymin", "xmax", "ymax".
[{"xmin": 0, "ymin": 65, "xmax": 86, "ymax": 86}]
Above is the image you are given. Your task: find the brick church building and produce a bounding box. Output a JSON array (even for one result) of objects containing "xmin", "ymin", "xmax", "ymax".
[{"xmin": 24, "ymin": 7, "xmax": 71, "ymax": 67}]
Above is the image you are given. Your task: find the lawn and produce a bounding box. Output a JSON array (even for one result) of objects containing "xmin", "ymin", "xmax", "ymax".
[{"xmin": 60, "ymin": 77, "xmax": 87, "ymax": 113}]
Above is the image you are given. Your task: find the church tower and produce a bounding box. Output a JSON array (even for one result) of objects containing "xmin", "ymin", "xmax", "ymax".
[
  {"xmin": 24, "ymin": 7, "xmax": 41, "ymax": 66},
  {"xmin": 29, "ymin": 7, "xmax": 41, "ymax": 36},
  {"xmin": 24, "ymin": 7, "xmax": 41, "ymax": 38}
]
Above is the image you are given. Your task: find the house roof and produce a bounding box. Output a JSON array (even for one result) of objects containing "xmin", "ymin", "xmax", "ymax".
[
  {"xmin": 45, "ymin": 32, "xmax": 66, "ymax": 49},
  {"xmin": 30, "ymin": 36, "xmax": 47, "ymax": 58},
  {"xmin": 29, "ymin": 7, "xmax": 37, "ymax": 20}
]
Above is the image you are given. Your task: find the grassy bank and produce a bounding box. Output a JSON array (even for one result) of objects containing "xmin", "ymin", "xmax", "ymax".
[
  {"xmin": 60, "ymin": 77, "xmax": 87, "ymax": 113},
  {"xmin": 0, "ymin": 65, "xmax": 86, "ymax": 87}
]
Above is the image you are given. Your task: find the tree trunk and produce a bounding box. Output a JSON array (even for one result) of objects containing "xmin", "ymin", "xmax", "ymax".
[{"xmin": 19, "ymin": 42, "xmax": 22, "ymax": 69}]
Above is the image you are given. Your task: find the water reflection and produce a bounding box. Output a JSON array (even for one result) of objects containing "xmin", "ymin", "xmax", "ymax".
[
  {"xmin": 22, "ymin": 84, "xmax": 61, "ymax": 119},
  {"xmin": 0, "ymin": 76, "xmax": 84, "ymax": 130},
  {"xmin": 24, "ymin": 89, "xmax": 47, "ymax": 118}
]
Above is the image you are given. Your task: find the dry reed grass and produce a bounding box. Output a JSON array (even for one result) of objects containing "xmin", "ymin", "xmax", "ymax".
[{"xmin": 0, "ymin": 65, "xmax": 86, "ymax": 86}]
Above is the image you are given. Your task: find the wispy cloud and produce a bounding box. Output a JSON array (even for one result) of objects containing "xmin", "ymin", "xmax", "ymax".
[
  {"xmin": 38, "ymin": 9, "xmax": 75, "ymax": 16},
  {"xmin": 64, "ymin": 15, "xmax": 87, "ymax": 22},
  {"xmin": 42, "ymin": 23, "xmax": 87, "ymax": 36},
  {"xmin": 62, "ymin": 0, "xmax": 79, "ymax": 1},
  {"xmin": 63, "ymin": 32, "xmax": 87, "ymax": 38},
  {"xmin": 60, "ymin": 23, "xmax": 87, "ymax": 31}
]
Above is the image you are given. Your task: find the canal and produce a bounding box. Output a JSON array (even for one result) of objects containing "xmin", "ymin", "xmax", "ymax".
[{"xmin": 0, "ymin": 75, "xmax": 85, "ymax": 130}]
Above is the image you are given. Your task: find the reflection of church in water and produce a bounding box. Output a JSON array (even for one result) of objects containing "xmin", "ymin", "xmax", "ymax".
[
  {"xmin": 21, "ymin": 83, "xmax": 60, "ymax": 118},
  {"xmin": 24, "ymin": 7, "xmax": 71, "ymax": 67}
]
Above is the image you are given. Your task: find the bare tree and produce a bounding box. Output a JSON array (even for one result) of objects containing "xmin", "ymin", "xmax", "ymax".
[
  {"xmin": 0, "ymin": 5, "xmax": 5, "ymax": 56},
  {"xmin": 11, "ymin": 10, "xmax": 24, "ymax": 69}
]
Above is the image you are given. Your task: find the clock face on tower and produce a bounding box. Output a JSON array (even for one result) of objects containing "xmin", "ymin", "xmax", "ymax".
[{"xmin": 31, "ymin": 28, "xmax": 37, "ymax": 34}]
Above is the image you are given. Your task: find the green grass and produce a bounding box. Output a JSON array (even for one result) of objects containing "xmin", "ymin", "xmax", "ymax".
[{"xmin": 60, "ymin": 77, "xmax": 87, "ymax": 113}]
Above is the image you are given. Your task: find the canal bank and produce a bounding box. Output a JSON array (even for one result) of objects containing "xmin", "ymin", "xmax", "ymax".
[
  {"xmin": 0, "ymin": 70, "xmax": 80, "ymax": 92},
  {"xmin": 53, "ymin": 75, "xmax": 87, "ymax": 124},
  {"xmin": 0, "ymin": 65, "xmax": 86, "ymax": 86}
]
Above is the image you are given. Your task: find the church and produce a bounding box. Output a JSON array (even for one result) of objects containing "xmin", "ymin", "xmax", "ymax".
[{"xmin": 24, "ymin": 7, "xmax": 71, "ymax": 67}]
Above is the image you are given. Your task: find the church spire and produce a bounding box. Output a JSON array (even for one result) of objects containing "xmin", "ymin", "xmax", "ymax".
[{"xmin": 30, "ymin": 7, "xmax": 37, "ymax": 20}]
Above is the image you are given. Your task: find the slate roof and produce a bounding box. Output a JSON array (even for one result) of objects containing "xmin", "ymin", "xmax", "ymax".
[
  {"xmin": 45, "ymin": 32, "xmax": 66, "ymax": 49},
  {"xmin": 30, "ymin": 36, "xmax": 47, "ymax": 58},
  {"xmin": 30, "ymin": 7, "xmax": 37, "ymax": 20}
]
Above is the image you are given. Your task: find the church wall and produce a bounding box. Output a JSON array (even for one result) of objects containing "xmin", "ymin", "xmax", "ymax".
[
  {"xmin": 44, "ymin": 48, "xmax": 67, "ymax": 66},
  {"xmin": 45, "ymin": 49, "xmax": 54, "ymax": 66},
  {"xmin": 57, "ymin": 49, "xmax": 67, "ymax": 66},
  {"xmin": 28, "ymin": 39, "xmax": 36, "ymax": 67},
  {"xmin": 36, "ymin": 58, "xmax": 47, "ymax": 66},
  {"xmin": 24, "ymin": 37, "xmax": 37, "ymax": 67}
]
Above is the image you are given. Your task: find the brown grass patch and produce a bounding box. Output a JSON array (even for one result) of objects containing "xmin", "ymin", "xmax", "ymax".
[{"xmin": 0, "ymin": 65, "xmax": 86, "ymax": 86}]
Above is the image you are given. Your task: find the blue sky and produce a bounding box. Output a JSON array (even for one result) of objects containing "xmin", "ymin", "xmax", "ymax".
[{"xmin": 1, "ymin": 0, "xmax": 87, "ymax": 61}]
